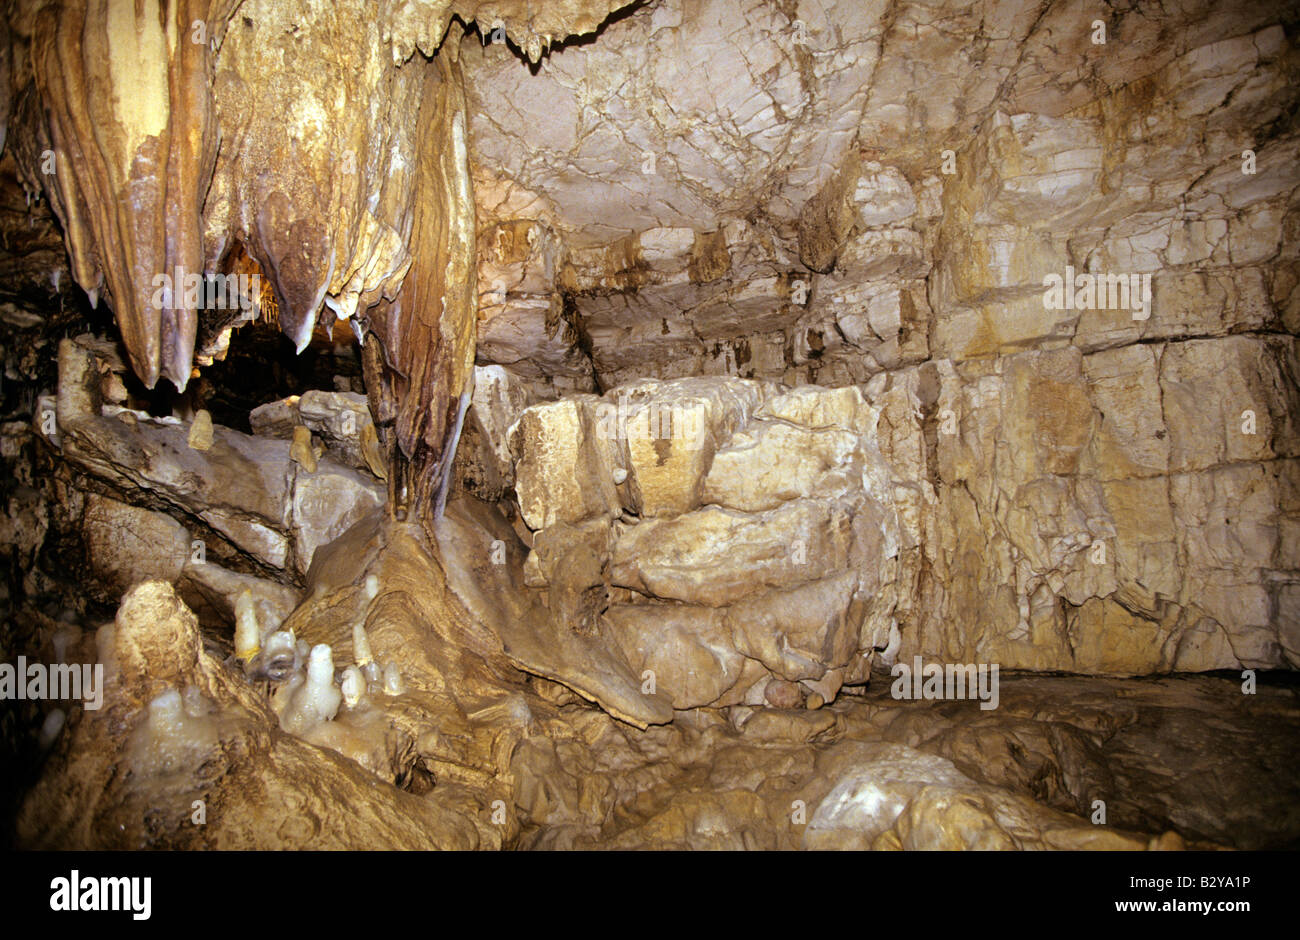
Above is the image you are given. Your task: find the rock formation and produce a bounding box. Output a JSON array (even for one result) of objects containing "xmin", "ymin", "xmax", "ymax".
[{"xmin": 0, "ymin": 0, "xmax": 1297, "ymax": 852}]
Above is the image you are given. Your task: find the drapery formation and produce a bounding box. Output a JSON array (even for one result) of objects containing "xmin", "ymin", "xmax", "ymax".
[
  {"xmin": 365, "ymin": 52, "xmax": 477, "ymax": 517},
  {"xmin": 30, "ymin": 0, "xmax": 237, "ymax": 390}
]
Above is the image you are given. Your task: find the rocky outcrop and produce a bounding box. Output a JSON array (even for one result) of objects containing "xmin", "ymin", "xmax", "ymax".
[
  {"xmin": 251, "ymin": 390, "xmax": 387, "ymax": 480},
  {"xmin": 7, "ymin": 0, "xmax": 633, "ymax": 516},
  {"xmin": 877, "ymin": 339, "xmax": 1300, "ymax": 675},
  {"xmin": 50, "ymin": 337, "xmax": 384, "ymax": 582},
  {"xmin": 461, "ymin": 8, "xmax": 1300, "ymax": 678},
  {"xmin": 504, "ymin": 376, "xmax": 904, "ymax": 711},
  {"xmin": 18, "ymin": 580, "xmax": 492, "ymax": 849},
  {"xmin": 21, "ymin": 571, "xmax": 1299, "ymax": 850}
]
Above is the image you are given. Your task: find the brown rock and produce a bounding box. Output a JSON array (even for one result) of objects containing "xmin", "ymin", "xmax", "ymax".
[
  {"xmin": 290, "ymin": 426, "xmax": 317, "ymax": 473},
  {"xmin": 763, "ymin": 679, "xmax": 803, "ymax": 709}
]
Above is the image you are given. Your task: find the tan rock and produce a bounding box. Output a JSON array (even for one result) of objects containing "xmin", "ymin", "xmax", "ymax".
[
  {"xmin": 610, "ymin": 499, "xmax": 854, "ymax": 607},
  {"xmin": 81, "ymin": 493, "xmax": 190, "ymax": 600},
  {"xmin": 702, "ymin": 420, "xmax": 859, "ymax": 513},
  {"xmin": 763, "ymin": 679, "xmax": 804, "ymax": 709},
  {"xmin": 19, "ymin": 581, "xmax": 489, "ymax": 849},
  {"xmin": 290, "ymin": 463, "xmax": 384, "ymax": 577},
  {"xmin": 511, "ymin": 396, "xmax": 619, "ymax": 530},
  {"xmin": 187, "ymin": 410, "xmax": 213, "ymax": 451},
  {"xmin": 603, "ymin": 602, "xmax": 744, "ymax": 710},
  {"xmin": 360, "ymin": 423, "xmax": 388, "ymax": 481},
  {"xmin": 605, "ymin": 377, "xmax": 770, "ymax": 517},
  {"xmin": 290, "ymin": 426, "xmax": 318, "ymax": 474}
]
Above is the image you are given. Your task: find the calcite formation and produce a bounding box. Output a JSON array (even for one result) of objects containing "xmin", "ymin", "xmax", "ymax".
[
  {"xmin": 0, "ymin": 0, "xmax": 1297, "ymax": 853},
  {"xmin": 20, "ymin": 571, "xmax": 1298, "ymax": 849},
  {"xmin": 9, "ymin": 0, "xmax": 629, "ymax": 514}
]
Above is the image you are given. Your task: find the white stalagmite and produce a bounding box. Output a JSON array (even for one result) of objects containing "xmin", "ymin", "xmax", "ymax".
[
  {"xmin": 305, "ymin": 645, "xmax": 342, "ymax": 721},
  {"xmin": 352, "ymin": 621, "xmax": 374, "ymax": 666},
  {"xmin": 264, "ymin": 631, "xmax": 296, "ymax": 660},
  {"xmin": 136, "ymin": 687, "xmax": 219, "ymax": 776},
  {"xmin": 149, "ymin": 690, "xmax": 185, "ymax": 734},
  {"xmin": 262, "ymin": 631, "xmax": 298, "ymax": 680},
  {"xmin": 282, "ymin": 644, "xmax": 342, "ymax": 734},
  {"xmin": 341, "ymin": 666, "xmax": 365, "ymax": 708},
  {"xmin": 234, "ymin": 590, "xmax": 260, "ymax": 663},
  {"xmin": 383, "ymin": 662, "xmax": 405, "ymax": 696}
]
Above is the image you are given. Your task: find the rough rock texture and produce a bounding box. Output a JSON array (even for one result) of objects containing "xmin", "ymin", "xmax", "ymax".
[
  {"xmin": 503, "ymin": 376, "xmax": 903, "ymax": 711},
  {"xmin": 18, "ymin": 580, "xmax": 491, "ymax": 849},
  {"xmin": 461, "ymin": 4, "xmax": 1300, "ymax": 676},
  {"xmin": 19, "ymin": 560, "xmax": 1300, "ymax": 850},
  {"xmin": 878, "ymin": 341, "xmax": 1300, "ymax": 674},
  {"xmin": 11, "ymin": 347, "xmax": 1300, "ymax": 848},
  {"xmin": 52, "ymin": 337, "xmax": 383, "ymax": 581},
  {"xmin": 7, "ymin": 0, "xmax": 631, "ymax": 514},
  {"xmin": 251, "ymin": 390, "xmax": 387, "ymax": 480}
]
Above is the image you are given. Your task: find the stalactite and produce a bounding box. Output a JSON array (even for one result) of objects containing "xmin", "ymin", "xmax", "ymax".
[
  {"xmin": 28, "ymin": 0, "xmax": 238, "ymax": 390},
  {"xmin": 2, "ymin": 0, "xmax": 1298, "ymax": 857},
  {"xmin": 364, "ymin": 51, "xmax": 477, "ymax": 521}
]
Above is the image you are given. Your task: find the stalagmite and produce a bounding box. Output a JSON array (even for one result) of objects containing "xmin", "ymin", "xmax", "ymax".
[
  {"xmin": 340, "ymin": 666, "xmax": 365, "ymax": 709},
  {"xmin": 283, "ymin": 644, "xmax": 342, "ymax": 734},
  {"xmin": 187, "ymin": 409, "xmax": 213, "ymax": 451},
  {"xmin": 352, "ymin": 622, "xmax": 374, "ymax": 668},
  {"xmin": 233, "ymin": 590, "xmax": 260, "ymax": 665}
]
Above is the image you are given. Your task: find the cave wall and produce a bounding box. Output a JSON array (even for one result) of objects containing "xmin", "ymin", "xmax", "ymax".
[
  {"xmin": 459, "ymin": 3, "xmax": 1300, "ymax": 675},
  {"xmin": 0, "ymin": 0, "xmax": 1294, "ymax": 680}
]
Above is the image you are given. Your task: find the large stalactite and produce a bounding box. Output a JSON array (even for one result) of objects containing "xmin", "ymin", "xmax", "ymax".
[
  {"xmin": 367, "ymin": 52, "xmax": 477, "ymax": 518},
  {"xmin": 28, "ymin": 0, "xmax": 236, "ymax": 390}
]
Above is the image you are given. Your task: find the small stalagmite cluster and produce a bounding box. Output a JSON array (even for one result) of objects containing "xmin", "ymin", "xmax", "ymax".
[{"xmin": 0, "ymin": 0, "xmax": 1297, "ymax": 852}]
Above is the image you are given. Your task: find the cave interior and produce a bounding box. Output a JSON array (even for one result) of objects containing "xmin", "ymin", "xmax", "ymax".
[{"xmin": 0, "ymin": 0, "xmax": 1298, "ymax": 852}]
